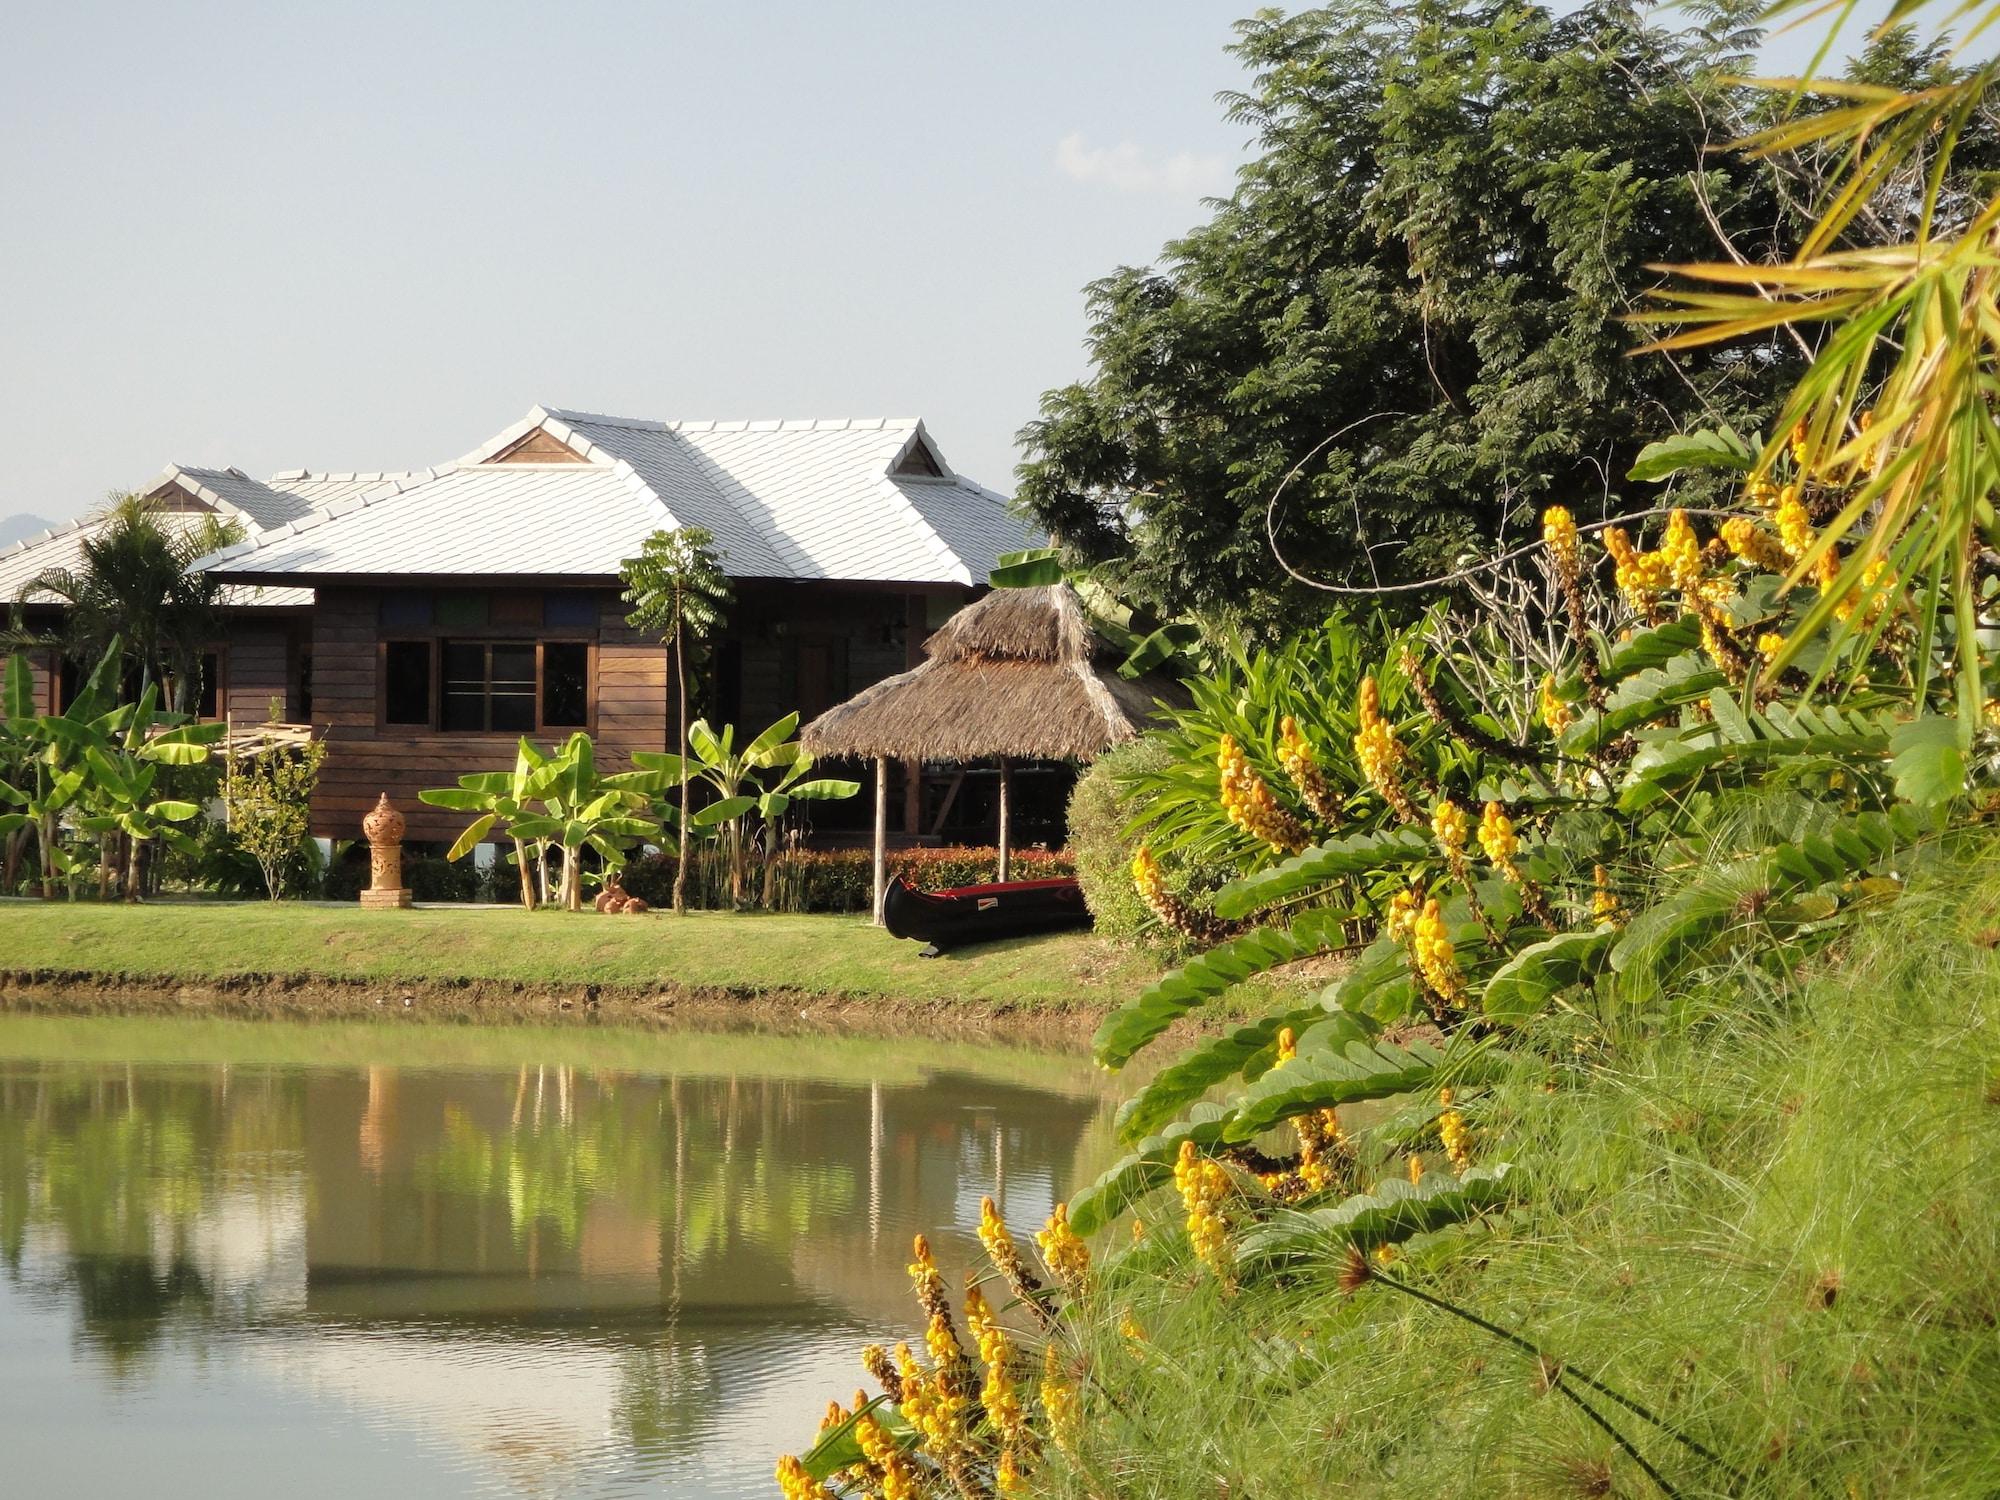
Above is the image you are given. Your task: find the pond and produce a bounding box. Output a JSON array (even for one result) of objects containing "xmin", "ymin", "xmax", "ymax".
[{"xmin": 0, "ymin": 1014, "xmax": 1116, "ymax": 1498}]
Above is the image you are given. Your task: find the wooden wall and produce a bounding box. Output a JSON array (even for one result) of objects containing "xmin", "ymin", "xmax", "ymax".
[
  {"xmin": 306, "ymin": 586, "xmax": 672, "ymax": 842},
  {"xmin": 222, "ymin": 618, "xmax": 295, "ymax": 725},
  {"xmin": 301, "ymin": 580, "xmax": 972, "ymax": 844}
]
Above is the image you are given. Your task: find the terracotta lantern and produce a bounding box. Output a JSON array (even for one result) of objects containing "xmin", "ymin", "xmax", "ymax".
[{"xmin": 360, "ymin": 792, "xmax": 413, "ymax": 909}]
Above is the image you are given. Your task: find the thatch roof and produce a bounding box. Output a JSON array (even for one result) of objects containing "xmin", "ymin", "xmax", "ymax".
[{"xmin": 802, "ymin": 584, "xmax": 1176, "ymax": 763}]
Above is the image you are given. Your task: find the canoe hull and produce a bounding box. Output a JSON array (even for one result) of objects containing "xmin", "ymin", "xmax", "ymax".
[{"xmin": 882, "ymin": 874, "xmax": 1091, "ymax": 950}]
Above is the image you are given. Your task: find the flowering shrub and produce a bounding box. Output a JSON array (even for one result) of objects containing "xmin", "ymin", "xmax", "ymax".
[{"xmin": 619, "ymin": 845, "xmax": 1073, "ymax": 914}]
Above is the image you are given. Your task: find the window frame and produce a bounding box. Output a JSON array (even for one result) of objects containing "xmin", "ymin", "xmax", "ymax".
[{"xmin": 376, "ymin": 636, "xmax": 597, "ymax": 736}]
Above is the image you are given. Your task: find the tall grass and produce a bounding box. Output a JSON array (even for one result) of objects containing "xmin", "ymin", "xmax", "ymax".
[{"xmin": 1041, "ymin": 835, "xmax": 2000, "ymax": 1497}]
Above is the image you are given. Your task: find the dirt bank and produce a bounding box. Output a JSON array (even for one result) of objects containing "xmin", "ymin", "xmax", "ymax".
[{"xmin": 0, "ymin": 967, "xmax": 1119, "ymax": 1044}]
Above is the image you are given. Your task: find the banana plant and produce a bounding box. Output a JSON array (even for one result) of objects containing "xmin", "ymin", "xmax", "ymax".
[
  {"xmin": 505, "ymin": 731, "xmax": 660, "ymax": 911},
  {"xmin": 419, "ymin": 737, "xmax": 566, "ymax": 910},
  {"xmin": 0, "ymin": 642, "xmax": 218, "ymax": 900},
  {"xmin": 69, "ymin": 682, "xmax": 221, "ymax": 899},
  {"xmin": 629, "ymin": 713, "xmax": 858, "ymax": 908}
]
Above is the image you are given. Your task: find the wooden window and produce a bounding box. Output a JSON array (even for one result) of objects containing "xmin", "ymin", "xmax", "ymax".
[
  {"xmin": 542, "ymin": 642, "xmax": 589, "ymax": 727},
  {"xmin": 441, "ymin": 640, "xmax": 538, "ymax": 733},
  {"xmin": 384, "ymin": 641, "xmax": 432, "ymax": 725},
  {"xmin": 381, "ymin": 590, "xmax": 433, "ymax": 628},
  {"xmin": 436, "ymin": 592, "xmax": 490, "ymax": 629},
  {"xmin": 545, "ymin": 592, "xmax": 598, "ymax": 629}
]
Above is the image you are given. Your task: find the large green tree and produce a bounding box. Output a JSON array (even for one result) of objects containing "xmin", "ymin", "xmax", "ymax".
[{"xmin": 1015, "ymin": 0, "xmax": 1899, "ymax": 633}]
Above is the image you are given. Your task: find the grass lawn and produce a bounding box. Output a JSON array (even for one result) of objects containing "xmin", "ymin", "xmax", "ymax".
[
  {"xmin": 1037, "ymin": 835, "xmax": 2000, "ymax": 1496},
  {"xmin": 0, "ymin": 899, "xmax": 1168, "ymax": 1012}
]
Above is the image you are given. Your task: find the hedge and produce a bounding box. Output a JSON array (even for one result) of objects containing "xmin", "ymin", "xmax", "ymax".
[{"xmin": 620, "ymin": 845, "xmax": 1074, "ymax": 914}]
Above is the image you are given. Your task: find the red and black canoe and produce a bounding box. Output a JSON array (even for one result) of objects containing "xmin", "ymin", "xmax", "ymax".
[{"xmin": 882, "ymin": 873, "xmax": 1091, "ymax": 952}]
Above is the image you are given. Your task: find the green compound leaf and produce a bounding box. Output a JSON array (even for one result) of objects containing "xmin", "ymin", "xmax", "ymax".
[
  {"xmin": 1235, "ymin": 1164, "xmax": 1517, "ymax": 1270},
  {"xmin": 1481, "ymin": 928, "xmax": 1616, "ymax": 1022},
  {"xmin": 1093, "ymin": 906, "xmax": 1356, "ymax": 1070},
  {"xmin": 1066, "ymin": 1102, "xmax": 1238, "ymax": 1237},
  {"xmin": 1112, "ymin": 999, "xmax": 1376, "ymax": 1146},
  {"xmin": 1223, "ymin": 1035, "xmax": 1502, "ymax": 1143},
  {"xmin": 1625, "ymin": 425, "xmax": 1757, "ymax": 481},
  {"xmin": 1212, "ymin": 827, "xmax": 1433, "ymax": 920}
]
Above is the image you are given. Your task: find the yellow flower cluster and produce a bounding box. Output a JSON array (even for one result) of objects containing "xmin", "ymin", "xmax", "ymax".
[
  {"xmin": 1774, "ymin": 486, "xmax": 1812, "ymax": 561},
  {"xmin": 775, "ymin": 1455, "xmax": 836, "ymax": 1500},
  {"xmin": 997, "ymin": 1446, "xmax": 1028, "ymax": 1497},
  {"xmin": 1174, "ymin": 1139, "xmax": 1233, "ymax": 1280},
  {"xmin": 1040, "ymin": 1345, "xmax": 1081, "ymax": 1458},
  {"xmin": 1477, "ymin": 800, "xmax": 1519, "ymax": 870},
  {"xmin": 1757, "ymin": 632, "xmax": 1787, "ymax": 666},
  {"xmin": 1354, "ymin": 677, "xmax": 1420, "ymax": 823},
  {"xmin": 1542, "ymin": 505, "xmax": 1581, "ymax": 581},
  {"xmin": 1276, "ymin": 1025, "xmax": 1298, "ymax": 1064},
  {"xmin": 1407, "ymin": 1153, "xmax": 1426, "ymax": 1184},
  {"xmin": 856, "ymin": 1412, "xmax": 921, "ymax": 1500},
  {"xmin": 1834, "ymin": 557, "xmax": 1897, "ymax": 627},
  {"xmin": 1439, "ymin": 1106, "xmax": 1472, "ymax": 1173},
  {"xmin": 1036, "ymin": 1203, "xmax": 1091, "ymax": 1292},
  {"xmin": 1721, "ymin": 516, "xmax": 1792, "ymax": 574},
  {"xmin": 1219, "ymin": 733, "xmax": 1307, "ymax": 854},
  {"xmin": 1277, "ymin": 715, "xmax": 1344, "ymax": 825},
  {"xmin": 1591, "ymin": 863, "xmax": 1623, "ymax": 927},
  {"xmin": 1431, "ymin": 796, "xmax": 1469, "ymax": 857},
  {"xmin": 1386, "ymin": 886, "xmax": 1422, "ymax": 944},
  {"xmin": 977, "ymin": 1195, "xmax": 1047, "ymax": 1317},
  {"xmin": 965, "ymin": 1286, "xmax": 1025, "ymax": 1443},
  {"xmin": 1662, "ymin": 508, "xmax": 1703, "ymax": 597},
  {"xmin": 1789, "ymin": 420, "xmax": 1809, "ymax": 466},
  {"xmin": 897, "ymin": 1339, "xmax": 971, "ymax": 1460},
  {"xmin": 1603, "ymin": 526, "xmax": 1671, "ymax": 620},
  {"xmin": 1412, "ymin": 896, "xmax": 1466, "ymax": 1006},
  {"xmin": 1538, "ymin": 674, "xmax": 1574, "ymax": 734},
  {"xmin": 1129, "ymin": 843, "xmax": 1224, "ymax": 944}
]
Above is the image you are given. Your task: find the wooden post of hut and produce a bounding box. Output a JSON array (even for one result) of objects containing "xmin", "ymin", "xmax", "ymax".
[
  {"xmin": 996, "ymin": 757, "xmax": 1012, "ymax": 882},
  {"xmin": 873, "ymin": 756, "xmax": 889, "ymax": 925}
]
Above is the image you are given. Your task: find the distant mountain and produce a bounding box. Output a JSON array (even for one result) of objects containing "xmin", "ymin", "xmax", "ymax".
[{"xmin": 0, "ymin": 514, "xmax": 56, "ymax": 549}]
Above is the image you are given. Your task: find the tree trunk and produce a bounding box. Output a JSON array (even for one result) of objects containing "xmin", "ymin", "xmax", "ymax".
[
  {"xmin": 4, "ymin": 826, "xmax": 22, "ymax": 893},
  {"xmin": 672, "ymin": 622, "xmax": 690, "ymax": 916},
  {"xmin": 39, "ymin": 813, "xmax": 57, "ymax": 900},
  {"xmin": 513, "ymin": 837, "xmax": 536, "ymax": 911},
  {"xmin": 125, "ymin": 837, "xmax": 145, "ymax": 903}
]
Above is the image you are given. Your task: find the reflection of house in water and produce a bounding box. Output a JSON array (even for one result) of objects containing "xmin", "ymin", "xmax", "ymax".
[{"xmin": 1, "ymin": 1049, "xmax": 1111, "ymax": 1496}]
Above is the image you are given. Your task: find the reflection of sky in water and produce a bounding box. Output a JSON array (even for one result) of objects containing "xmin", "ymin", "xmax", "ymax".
[{"xmin": 0, "ymin": 1030, "xmax": 1112, "ymax": 1498}]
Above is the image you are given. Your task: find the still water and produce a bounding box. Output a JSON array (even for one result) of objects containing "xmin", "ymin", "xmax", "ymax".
[{"xmin": 0, "ymin": 1015, "xmax": 1115, "ymax": 1498}]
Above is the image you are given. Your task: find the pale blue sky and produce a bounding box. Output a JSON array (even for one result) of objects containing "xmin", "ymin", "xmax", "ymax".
[{"xmin": 0, "ymin": 2, "xmax": 1894, "ymax": 523}]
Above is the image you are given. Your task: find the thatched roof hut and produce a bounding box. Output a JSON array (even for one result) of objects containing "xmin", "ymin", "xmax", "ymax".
[
  {"xmin": 803, "ymin": 584, "xmax": 1177, "ymax": 919},
  {"xmin": 802, "ymin": 584, "xmax": 1170, "ymax": 764}
]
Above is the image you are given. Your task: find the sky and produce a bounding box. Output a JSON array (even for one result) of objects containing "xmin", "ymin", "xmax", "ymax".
[{"xmin": 0, "ymin": 1, "xmax": 1899, "ymax": 526}]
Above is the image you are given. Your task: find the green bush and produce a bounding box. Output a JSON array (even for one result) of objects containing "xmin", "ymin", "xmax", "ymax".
[{"xmin": 1070, "ymin": 739, "xmax": 1232, "ymax": 955}]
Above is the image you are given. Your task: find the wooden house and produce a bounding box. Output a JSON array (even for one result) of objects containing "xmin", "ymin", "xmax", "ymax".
[{"xmin": 185, "ymin": 407, "xmax": 1042, "ymax": 840}]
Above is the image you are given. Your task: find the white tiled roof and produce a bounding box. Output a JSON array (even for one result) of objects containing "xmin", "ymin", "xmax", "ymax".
[
  {"xmin": 266, "ymin": 470, "xmax": 428, "ymax": 508},
  {"xmin": 197, "ymin": 462, "xmax": 667, "ymax": 578},
  {"xmin": 200, "ymin": 406, "xmax": 1042, "ymax": 585},
  {"xmin": 158, "ymin": 465, "xmax": 317, "ymax": 530},
  {"xmin": 0, "ymin": 508, "xmax": 311, "ymax": 609}
]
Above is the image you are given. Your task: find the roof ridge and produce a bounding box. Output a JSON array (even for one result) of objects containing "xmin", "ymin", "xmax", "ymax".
[{"xmin": 666, "ymin": 417, "xmax": 920, "ymax": 433}]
